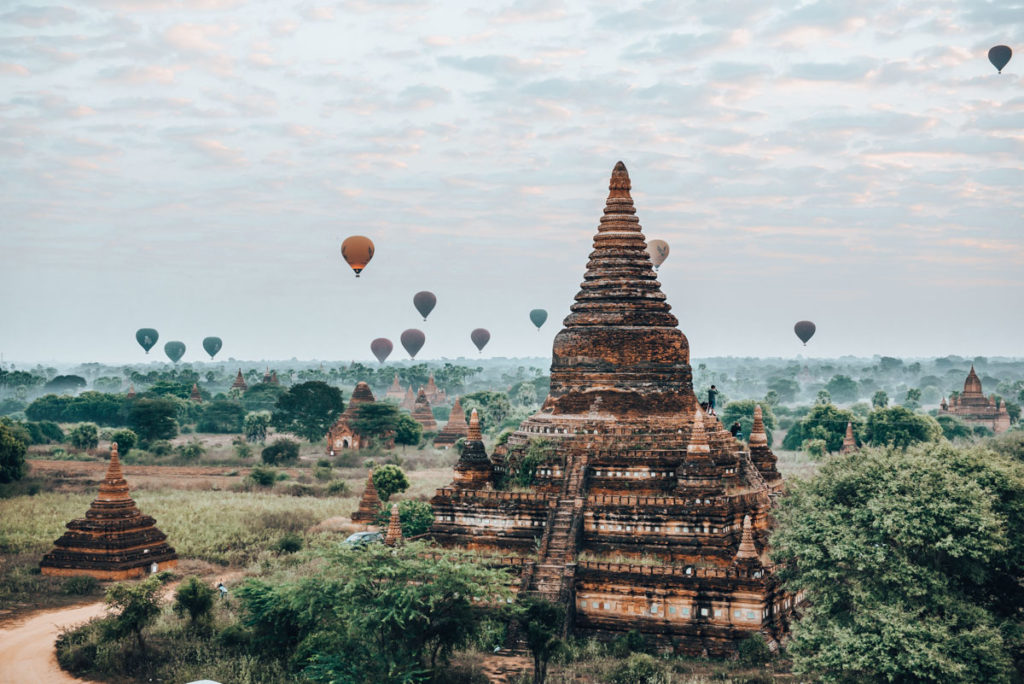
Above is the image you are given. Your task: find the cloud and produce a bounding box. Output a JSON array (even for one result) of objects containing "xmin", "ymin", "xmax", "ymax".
[{"xmin": 0, "ymin": 5, "xmax": 79, "ymax": 28}]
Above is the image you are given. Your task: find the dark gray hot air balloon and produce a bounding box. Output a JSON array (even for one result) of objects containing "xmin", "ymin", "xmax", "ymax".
[
  {"xmin": 989, "ymin": 45, "xmax": 1012, "ymax": 73},
  {"xmin": 400, "ymin": 329, "xmax": 425, "ymax": 359},
  {"xmin": 136, "ymin": 328, "xmax": 159, "ymax": 354},
  {"xmin": 202, "ymin": 336, "xmax": 222, "ymax": 359},
  {"xmin": 164, "ymin": 341, "xmax": 186, "ymax": 363},
  {"xmin": 470, "ymin": 328, "xmax": 490, "ymax": 352},
  {"xmin": 529, "ymin": 309, "xmax": 548, "ymax": 330},
  {"xmin": 413, "ymin": 291, "xmax": 436, "ymax": 321},
  {"xmin": 794, "ymin": 321, "xmax": 816, "ymax": 346},
  {"xmin": 371, "ymin": 338, "xmax": 393, "ymax": 364}
]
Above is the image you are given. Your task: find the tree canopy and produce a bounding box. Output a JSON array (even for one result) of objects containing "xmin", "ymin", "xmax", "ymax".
[
  {"xmin": 271, "ymin": 381, "xmax": 344, "ymax": 442},
  {"xmin": 772, "ymin": 443, "xmax": 1024, "ymax": 682},
  {"xmin": 0, "ymin": 419, "xmax": 28, "ymax": 483},
  {"xmin": 720, "ymin": 400, "xmax": 777, "ymax": 446},
  {"xmin": 782, "ymin": 403, "xmax": 859, "ymax": 453},
  {"xmin": 865, "ymin": 405, "xmax": 942, "ymax": 449}
]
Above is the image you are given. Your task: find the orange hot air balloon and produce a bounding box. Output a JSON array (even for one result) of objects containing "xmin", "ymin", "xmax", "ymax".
[{"xmin": 341, "ymin": 236, "xmax": 374, "ymax": 277}]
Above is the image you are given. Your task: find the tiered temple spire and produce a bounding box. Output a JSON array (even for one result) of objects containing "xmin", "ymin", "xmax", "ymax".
[
  {"xmin": 351, "ymin": 470, "xmax": 381, "ymax": 524},
  {"xmin": 40, "ymin": 443, "xmax": 177, "ymax": 579},
  {"xmin": 411, "ymin": 388, "xmax": 437, "ymax": 432},
  {"xmin": 840, "ymin": 422, "xmax": 857, "ymax": 453},
  {"xmin": 384, "ymin": 504, "xmax": 403, "ymax": 546},
  {"xmin": 435, "ymin": 397, "xmax": 469, "ymax": 449},
  {"xmin": 231, "ymin": 369, "xmax": 248, "ymax": 392}
]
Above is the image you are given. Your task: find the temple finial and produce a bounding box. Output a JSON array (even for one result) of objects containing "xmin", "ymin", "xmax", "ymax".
[
  {"xmin": 384, "ymin": 503, "xmax": 403, "ymax": 547},
  {"xmin": 467, "ymin": 408, "xmax": 482, "ymax": 442},
  {"xmin": 688, "ymin": 409, "xmax": 710, "ymax": 458},
  {"xmin": 749, "ymin": 405, "xmax": 768, "ymax": 447},
  {"xmin": 735, "ymin": 515, "xmax": 758, "ymax": 561}
]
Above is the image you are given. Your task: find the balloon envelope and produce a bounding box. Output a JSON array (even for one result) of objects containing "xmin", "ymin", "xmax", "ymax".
[
  {"xmin": 135, "ymin": 328, "xmax": 159, "ymax": 354},
  {"xmin": 646, "ymin": 239, "xmax": 670, "ymax": 269},
  {"xmin": 470, "ymin": 328, "xmax": 490, "ymax": 352},
  {"xmin": 371, "ymin": 337, "xmax": 393, "ymax": 364},
  {"xmin": 794, "ymin": 321, "xmax": 816, "ymax": 345},
  {"xmin": 413, "ymin": 291, "xmax": 437, "ymax": 320},
  {"xmin": 400, "ymin": 329, "xmax": 425, "ymax": 359},
  {"xmin": 164, "ymin": 341, "xmax": 186, "ymax": 363},
  {"xmin": 529, "ymin": 309, "xmax": 548, "ymax": 330},
  {"xmin": 989, "ymin": 45, "xmax": 1012, "ymax": 73},
  {"xmin": 202, "ymin": 336, "xmax": 222, "ymax": 359},
  {"xmin": 341, "ymin": 236, "xmax": 374, "ymax": 277}
]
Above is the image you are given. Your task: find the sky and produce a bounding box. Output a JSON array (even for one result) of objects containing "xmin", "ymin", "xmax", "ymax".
[{"xmin": 1, "ymin": 0, "xmax": 1022, "ymax": 365}]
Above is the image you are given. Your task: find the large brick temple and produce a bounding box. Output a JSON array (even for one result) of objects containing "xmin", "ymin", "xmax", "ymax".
[
  {"xmin": 939, "ymin": 366, "xmax": 1011, "ymax": 434},
  {"xmin": 429, "ymin": 162, "xmax": 797, "ymax": 655}
]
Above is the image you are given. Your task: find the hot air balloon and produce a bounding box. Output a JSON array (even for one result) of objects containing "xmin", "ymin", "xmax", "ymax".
[
  {"xmin": 794, "ymin": 321, "xmax": 816, "ymax": 346},
  {"xmin": 164, "ymin": 341, "xmax": 186, "ymax": 363},
  {"xmin": 341, "ymin": 236, "xmax": 374, "ymax": 277},
  {"xmin": 529, "ymin": 309, "xmax": 548, "ymax": 330},
  {"xmin": 135, "ymin": 328, "xmax": 159, "ymax": 354},
  {"xmin": 202, "ymin": 336, "xmax": 222, "ymax": 359},
  {"xmin": 646, "ymin": 239, "xmax": 670, "ymax": 270},
  {"xmin": 989, "ymin": 45, "xmax": 1012, "ymax": 73},
  {"xmin": 470, "ymin": 328, "xmax": 490, "ymax": 352},
  {"xmin": 413, "ymin": 291, "xmax": 437, "ymax": 321},
  {"xmin": 400, "ymin": 329, "xmax": 425, "ymax": 359},
  {"xmin": 371, "ymin": 338, "xmax": 393, "ymax": 364}
]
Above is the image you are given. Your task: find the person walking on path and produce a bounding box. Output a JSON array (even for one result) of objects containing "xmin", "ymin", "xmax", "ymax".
[{"xmin": 707, "ymin": 385, "xmax": 718, "ymax": 416}]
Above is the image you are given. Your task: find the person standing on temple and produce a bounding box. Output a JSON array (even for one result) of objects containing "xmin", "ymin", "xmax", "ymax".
[
  {"xmin": 707, "ymin": 385, "xmax": 718, "ymax": 416},
  {"xmin": 730, "ymin": 421, "xmax": 741, "ymax": 437}
]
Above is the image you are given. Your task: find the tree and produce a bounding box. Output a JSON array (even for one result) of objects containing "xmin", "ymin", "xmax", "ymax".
[
  {"xmin": 127, "ymin": 397, "xmax": 178, "ymax": 444},
  {"xmin": 372, "ymin": 464, "xmax": 409, "ymax": 502},
  {"xmin": 349, "ymin": 403, "xmax": 399, "ymax": 444},
  {"xmin": 261, "ymin": 438, "xmax": 300, "ymax": 465},
  {"xmin": 237, "ymin": 541, "xmax": 511, "ymax": 681},
  {"xmin": 243, "ymin": 411, "xmax": 271, "ymax": 443},
  {"xmin": 68, "ymin": 423, "xmax": 99, "ymax": 450},
  {"xmin": 272, "ymin": 381, "xmax": 344, "ymax": 442},
  {"xmin": 174, "ymin": 576, "xmax": 215, "ymax": 629},
  {"xmin": 516, "ymin": 595, "xmax": 565, "ymax": 684},
  {"xmin": 375, "ymin": 499, "xmax": 435, "ymax": 537},
  {"xmin": 767, "ymin": 377, "xmax": 799, "ymax": 403},
  {"xmin": 782, "ymin": 403, "xmax": 859, "ymax": 453},
  {"xmin": 866, "ymin": 406, "xmax": 941, "ymax": 449},
  {"xmin": 824, "ymin": 375, "xmax": 859, "ymax": 403},
  {"xmin": 719, "ymin": 400, "xmax": 777, "ymax": 446},
  {"xmin": 872, "ymin": 390, "xmax": 888, "ymax": 408},
  {"xmin": 772, "ymin": 443, "xmax": 1024, "ymax": 682},
  {"xmin": 44, "ymin": 375, "xmax": 87, "ymax": 394},
  {"xmin": 460, "ymin": 391, "xmax": 512, "ymax": 432},
  {"xmin": 110, "ymin": 428, "xmax": 137, "ymax": 455},
  {"xmin": 197, "ymin": 400, "xmax": 245, "ymax": 433},
  {"xmin": 241, "ymin": 383, "xmax": 286, "ymax": 412},
  {"xmin": 103, "ymin": 576, "xmax": 163, "ymax": 653},
  {"xmin": 903, "ymin": 387, "xmax": 922, "ymax": 410},
  {"xmin": 0, "ymin": 420, "xmax": 28, "ymax": 483},
  {"xmin": 394, "ymin": 414, "xmax": 422, "ymax": 450},
  {"xmin": 936, "ymin": 415, "xmax": 973, "ymax": 441},
  {"xmin": 815, "ymin": 389, "xmax": 831, "ymax": 405}
]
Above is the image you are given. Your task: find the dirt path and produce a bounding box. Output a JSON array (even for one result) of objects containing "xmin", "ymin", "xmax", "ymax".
[{"xmin": 0, "ymin": 601, "xmax": 105, "ymax": 683}]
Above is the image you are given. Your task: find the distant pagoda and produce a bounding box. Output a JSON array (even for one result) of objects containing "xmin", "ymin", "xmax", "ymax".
[
  {"xmin": 429, "ymin": 162, "xmax": 796, "ymax": 656},
  {"xmin": 189, "ymin": 383, "xmax": 202, "ymax": 403},
  {"xmin": 231, "ymin": 369, "xmax": 248, "ymax": 392},
  {"xmin": 434, "ymin": 397, "xmax": 469, "ymax": 449},
  {"xmin": 40, "ymin": 443, "xmax": 177, "ymax": 579},
  {"xmin": 423, "ymin": 374, "xmax": 447, "ymax": 406},
  {"xmin": 351, "ymin": 470, "xmax": 382, "ymax": 524},
  {"xmin": 326, "ymin": 381, "xmax": 391, "ymax": 451},
  {"xmin": 401, "ymin": 386, "xmax": 416, "ymax": 411},
  {"xmin": 411, "ymin": 388, "xmax": 437, "ymax": 432},
  {"xmin": 384, "ymin": 373, "xmax": 406, "ymax": 402},
  {"xmin": 939, "ymin": 366, "xmax": 1010, "ymax": 434}
]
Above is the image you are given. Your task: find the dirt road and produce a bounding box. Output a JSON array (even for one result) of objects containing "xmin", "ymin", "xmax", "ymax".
[{"xmin": 0, "ymin": 601, "xmax": 105, "ymax": 683}]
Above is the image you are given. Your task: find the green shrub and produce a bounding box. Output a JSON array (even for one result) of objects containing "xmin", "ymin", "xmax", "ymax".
[
  {"xmin": 275, "ymin": 532, "xmax": 303, "ymax": 554},
  {"xmin": 110, "ymin": 428, "xmax": 137, "ymax": 455},
  {"xmin": 371, "ymin": 464, "xmax": 409, "ymax": 502},
  {"xmin": 313, "ymin": 465, "xmax": 333, "ymax": 482},
  {"xmin": 374, "ymin": 499, "xmax": 435, "ymax": 537},
  {"xmin": 62, "ymin": 575, "xmax": 100, "ymax": 595},
  {"xmin": 737, "ymin": 632, "xmax": 772, "ymax": 665},
  {"xmin": 261, "ymin": 438, "xmax": 300, "ymax": 465},
  {"xmin": 68, "ymin": 423, "xmax": 99, "ymax": 450},
  {"xmin": 326, "ymin": 479, "xmax": 350, "ymax": 496},
  {"xmin": 177, "ymin": 440, "xmax": 205, "ymax": 461},
  {"xmin": 801, "ymin": 438, "xmax": 827, "ymax": 459},
  {"xmin": 149, "ymin": 440, "xmax": 172, "ymax": 457},
  {"xmin": 248, "ymin": 465, "xmax": 276, "ymax": 487},
  {"xmin": 173, "ymin": 576, "xmax": 215, "ymax": 627},
  {"xmin": 609, "ymin": 653, "xmax": 665, "ymax": 684}
]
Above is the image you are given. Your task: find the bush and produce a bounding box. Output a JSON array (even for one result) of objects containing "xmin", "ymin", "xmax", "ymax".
[
  {"xmin": 0, "ymin": 420, "xmax": 28, "ymax": 483},
  {"xmin": 149, "ymin": 440, "xmax": 172, "ymax": 457},
  {"xmin": 326, "ymin": 479, "xmax": 350, "ymax": 496},
  {"xmin": 372, "ymin": 464, "xmax": 409, "ymax": 502},
  {"xmin": 374, "ymin": 499, "xmax": 435, "ymax": 537},
  {"xmin": 249, "ymin": 464, "xmax": 276, "ymax": 487},
  {"xmin": 261, "ymin": 438, "xmax": 300, "ymax": 465},
  {"xmin": 110, "ymin": 428, "xmax": 137, "ymax": 455},
  {"xmin": 173, "ymin": 576, "xmax": 215, "ymax": 627},
  {"xmin": 801, "ymin": 438, "xmax": 827, "ymax": 459},
  {"xmin": 609, "ymin": 653, "xmax": 665, "ymax": 684},
  {"xmin": 275, "ymin": 532, "xmax": 303, "ymax": 554},
  {"xmin": 177, "ymin": 440, "xmax": 206, "ymax": 461},
  {"xmin": 62, "ymin": 575, "xmax": 100, "ymax": 596},
  {"xmin": 737, "ymin": 632, "xmax": 772, "ymax": 665},
  {"xmin": 68, "ymin": 423, "xmax": 99, "ymax": 450},
  {"xmin": 25, "ymin": 420, "xmax": 64, "ymax": 445},
  {"xmin": 197, "ymin": 400, "xmax": 245, "ymax": 434}
]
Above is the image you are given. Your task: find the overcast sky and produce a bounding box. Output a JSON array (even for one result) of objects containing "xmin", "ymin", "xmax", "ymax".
[{"xmin": 1, "ymin": 0, "xmax": 1022, "ymax": 366}]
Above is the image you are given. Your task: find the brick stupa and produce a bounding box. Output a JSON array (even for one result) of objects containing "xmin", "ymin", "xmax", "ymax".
[
  {"xmin": 231, "ymin": 369, "xmax": 248, "ymax": 392},
  {"xmin": 434, "ymin": 397, "xmax": 469, "ymax": 449},
  {"xmin": 939, "ymin": 366, "xmax": 1011, "ymax": 434},
  {"xmin": 385, "ymin": 374, "xmax": 406, "ymax": 402},
  {"xmin": 40, "ymin": 443, "xmax": 177, "ymax": 579},
  {"xmin": 351, "ymin": 470, "xmax": 382, "ymax": 525},
  {"xmin": 384, "ymin": 503, "xmax": 403, "ymax": 547},
  {"xmin": 429, "ymin": 162, "xmax": 796, "ymax": 656},
  {"xmin": 840, "ymin": 421, "xmax": 857, "ymax": 453},
  {"xmin": 411, "ymin": 388, "xmax": 437, "ymax": 432},
  {"xmin": 327, "ymin": 381, "xmax": 389, "ymax": 452},
  {"xmin": 190, "ymin": 383, "xmax": 202, "ymax": 402},
  {"xmin": 423, "ymin": 374, "xmax": 447, "ymax": 406},
  {"xmin": 401, "ymin": 386, "xmax": 416, "ymax": 411}
]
